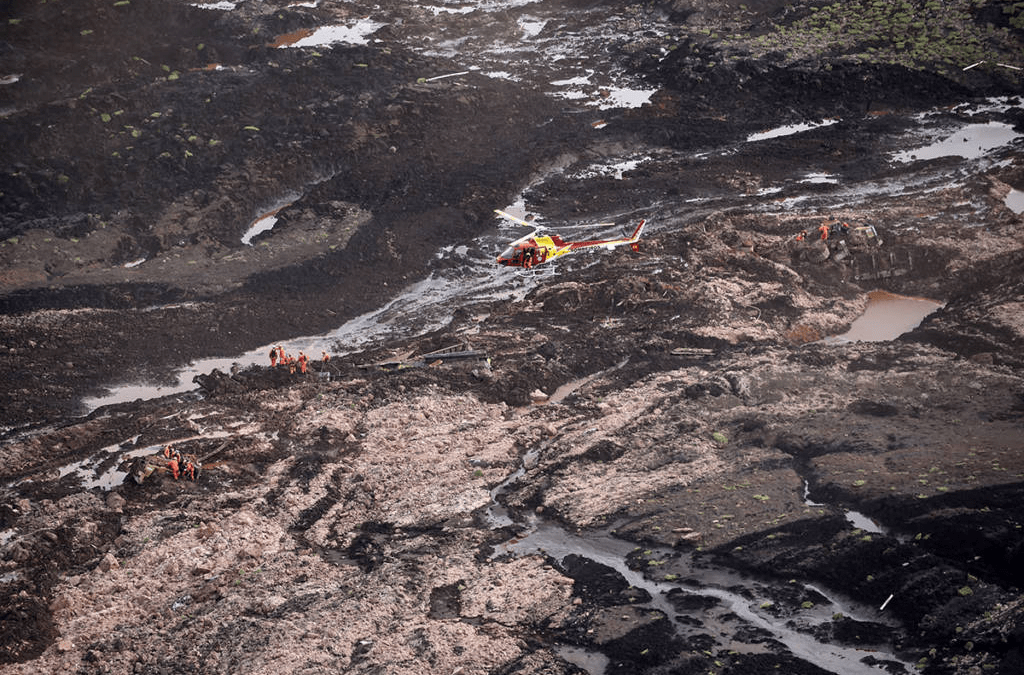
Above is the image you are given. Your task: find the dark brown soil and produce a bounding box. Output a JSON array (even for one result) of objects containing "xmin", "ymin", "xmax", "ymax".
[{"xmin": 2, "ymin": 1, "xmax": 1024, "ymax": 674}]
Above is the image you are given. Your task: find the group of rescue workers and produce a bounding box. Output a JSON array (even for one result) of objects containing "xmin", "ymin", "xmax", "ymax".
[
  {"xmin": 794, "ymin": 219, "xmax": 854, "ymax": 242},
  {"xmin": 268, "ymin": 345, "xmax": 331, "ymax": 374},
  {"xmin": 163, "ymin": 445, "xmax": 199, "ymax": 482}
]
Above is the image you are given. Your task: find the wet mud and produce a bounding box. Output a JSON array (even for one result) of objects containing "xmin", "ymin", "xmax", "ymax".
[{"xmin": 2, "ymin": 1, "xmax": 1024, "ymax": 674}]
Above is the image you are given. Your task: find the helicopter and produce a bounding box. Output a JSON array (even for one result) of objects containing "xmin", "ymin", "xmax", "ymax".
[{"xmin": 493, "ymin": 209, "xmax": 646, "ymax": 270}]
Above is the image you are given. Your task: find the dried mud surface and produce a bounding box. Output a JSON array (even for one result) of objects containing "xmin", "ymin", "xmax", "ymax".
[{"xmin": 2, "ymin": 1, "xmax": 1024, "ymax": 674}]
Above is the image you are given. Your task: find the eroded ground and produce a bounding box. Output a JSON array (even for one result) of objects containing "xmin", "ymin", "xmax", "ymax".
[{"xmin": 2, "ymin": 1, "xmax": 1024, "ymax": 674}]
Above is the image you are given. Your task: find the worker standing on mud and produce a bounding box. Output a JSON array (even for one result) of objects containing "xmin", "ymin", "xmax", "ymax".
[
  {"xmin": 270, "ymin": 347, "xmax": 277, "ymax": 367},
  {"xmin": 321, "ymin": 351, "xmax": 330, "ymax": 363},
  {"xmin": 299, "ymin": 352, "xmax": 308, "ymax": 375},
  {"xmin": 818, "ymin": 222, "xmax": 831, "ymax": 241},
  {"xmin": 276, "ymin": 346, "xmax": 284, "ymax": 366},
  {"xmin": 166, "ymin": 452, "xmax": 180, "ymax": 480},
  {"xmin": 183, "ymin": 455, "xmax": 197, "ymax": 481}
]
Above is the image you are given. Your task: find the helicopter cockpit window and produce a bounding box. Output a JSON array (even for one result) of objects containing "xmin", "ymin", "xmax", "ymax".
[{"xmin": 499, "ymin": 246, "xmax": 517, "ymax": 260}]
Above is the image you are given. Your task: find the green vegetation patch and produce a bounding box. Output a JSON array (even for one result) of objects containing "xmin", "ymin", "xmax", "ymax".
[{"xmin": 715, "ymin": 0, "xmax": 1022, "ymax": 80}]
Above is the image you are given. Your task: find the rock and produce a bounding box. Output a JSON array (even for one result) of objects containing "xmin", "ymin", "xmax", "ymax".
[
  {"xmin": 196, "ymin": 522, "xmax": 217, "ymax": 540},
  {"xmin": 236, "ymin": 544, "xmax": 264, "ymax": 560},
  {"xmin": 260, "ymin": 595, "xmax": 287, "ymax": 614},
  {"xmin": 106, "ymin": 492, "xmax": 126, "ymax": 511},
  {"xmin": 805, "ymin": 241, "xmax": 830, "ymax": 263},
  {"xmin": 57, "ymin": 639, "xmax": 74, "ymax": 653},
  {"xmin": 49, "ymin": 595, "xmax": 71, "ymax": 613},
  {"xmin": 191, "ymin": 563, "xmax": 213, "ymax": 576},
  {"xmin": 529, "ymin": 389, "xmax": 549, "ymax": 403},
  {"xmin": 98, "ymin": 552, "xmax": 120, "ymax": 573}
]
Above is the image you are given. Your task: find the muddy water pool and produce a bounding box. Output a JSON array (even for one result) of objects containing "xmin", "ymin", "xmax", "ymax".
[{"xmin": 835, "ymin": 291, "xmax": 942, "ymax": 343}]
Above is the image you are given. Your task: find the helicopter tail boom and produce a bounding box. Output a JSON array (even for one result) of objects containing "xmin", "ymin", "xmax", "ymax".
[
  {"xmin": 569, "ymin": 218, "xmax": 646, "ymax": 251},
  {"xmin": 629, "ymin": 219, "xmax": 646, "ymax": 242}
]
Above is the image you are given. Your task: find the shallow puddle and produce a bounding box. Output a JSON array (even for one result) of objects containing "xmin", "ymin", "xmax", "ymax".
[
  {"xmin": 555, "ymin": 645, "xmax": 609, "ymax": 674},
  {"xmin": 1005, "ymin": 187, "xmax": 1024, "ymax": 214},
  {"xmin": 805, "ymin": 481, "xmax": 890, "ymax": 536},
  {"xmin": 192, "ymin": 1, "xmax": 237, "ymax": 10},
  {"xmin": 271, "ymin": 20, "xmax": 385, "ymax": 49},
  {"xmin": 593, "ymin": 86, "xmax": 657, "ymax": 110},
  {"xmin": 836, "ymin": 291, "xmax": 942, "ymax": 342},
  {"xmin": 746, "ymin": 118, "xmax": 839, "ymax": 142},
  {"xmin": 893, "ymin": 121, "xmax": 1021, "ymax": 163},
  {"xmin": 241, "ymin": 201, "xmax": 293, "ymax": 245},
  {"xmin": 268, "ymin": 28, "xmax": 315, "ymax": 48}
]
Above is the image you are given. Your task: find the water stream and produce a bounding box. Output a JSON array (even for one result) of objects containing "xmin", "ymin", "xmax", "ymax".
[
  {"xmin": 487, "ymin": 454, "xmax": 911, "ymax": 674},
  {"xmin": 81, "ymin": 244, "xmax": 530, "ymax": 411},
  {"xmin": 79, "ymin": 176, "xmax": 580, "ymax": 412}
]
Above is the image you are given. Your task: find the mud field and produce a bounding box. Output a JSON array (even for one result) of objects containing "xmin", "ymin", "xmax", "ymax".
[{"xmin": 2, "ymin": 1, "xmax": 1024, "ymax": 674}]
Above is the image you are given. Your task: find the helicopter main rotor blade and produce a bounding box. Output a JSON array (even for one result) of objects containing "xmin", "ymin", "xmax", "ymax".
[{"xmin": 493, "ymin": 209, "xmax": 537, "ymax": 228}]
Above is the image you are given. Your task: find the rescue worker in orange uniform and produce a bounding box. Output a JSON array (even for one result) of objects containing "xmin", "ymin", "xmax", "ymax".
[
  {"xmin": 795, "ymin": 230, "xmax": 807, "ymax": 242},
  {"xmin": 276, "ymin": 346, "xmax": 284, "ymax": 366},
  {"xmin": 269, "ymin": 347, "xmax": 277, "ymax": 367},
  {"xmin": 167, "ymin": 456, "xmax": 180, "ymax": 480},
  {"xmin": 818, "ymin": 223, "xmax": 830, "ymax": 241},
  {"xmin": 299, "ymin": 352, "xmax": 308, "ymax": 374},
  {"xmin": 321, "ymin": 351, "xmax": 330, "ymax": 363}
]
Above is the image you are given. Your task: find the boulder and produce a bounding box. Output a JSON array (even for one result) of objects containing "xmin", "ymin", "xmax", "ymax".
[
  {"xmin": 106, "ymin": 492, "xmax": 126, "ymax": 511},
  {"xmin": 98, "ymin": 552, "xmax": 119, "ymax": 573}
]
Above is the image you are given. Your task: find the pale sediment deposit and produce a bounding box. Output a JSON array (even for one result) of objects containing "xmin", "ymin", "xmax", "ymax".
[{"xmin": 3, "ymin": 1, "xmax": 1024, "ymax": 674}]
